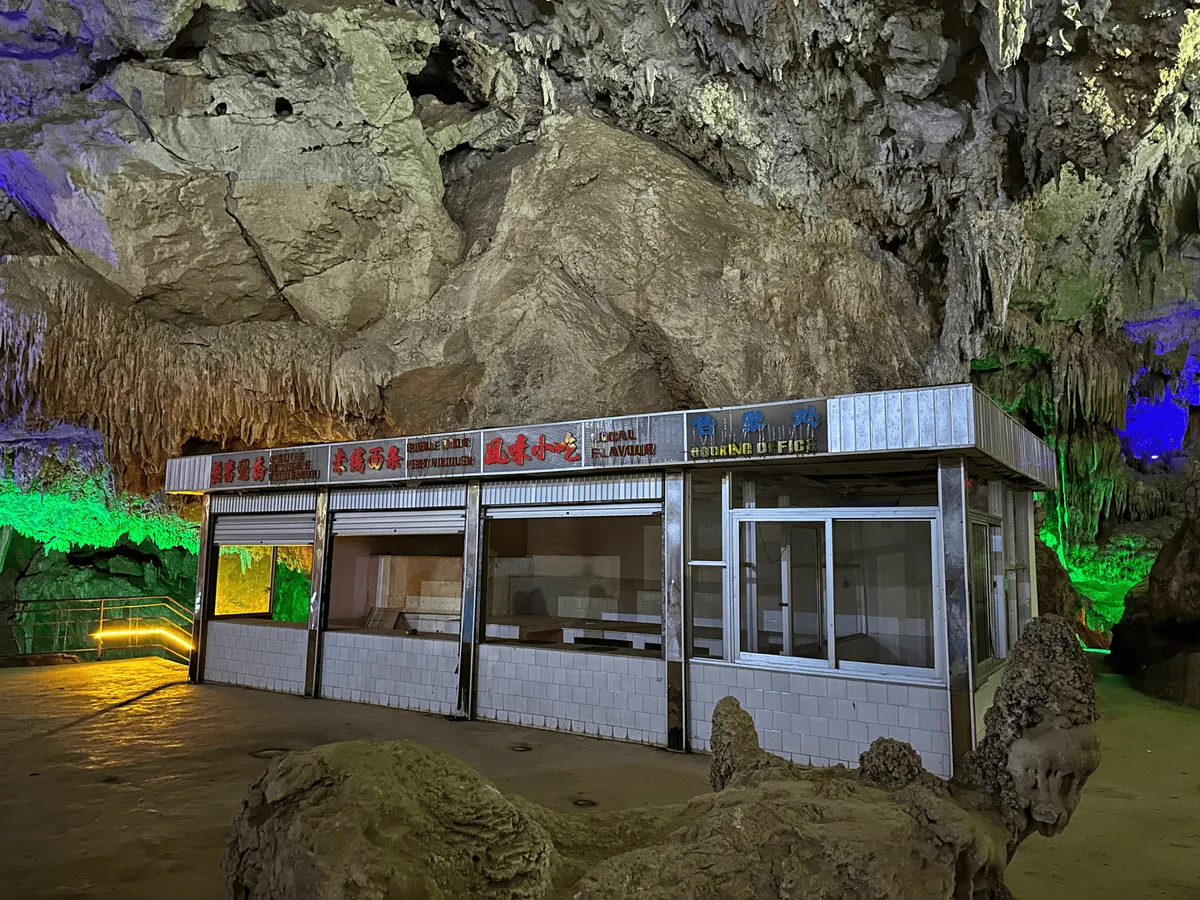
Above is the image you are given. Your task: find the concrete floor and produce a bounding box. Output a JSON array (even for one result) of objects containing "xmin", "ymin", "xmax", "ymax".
[
  {"xmin": 1, "ymin": 659, "xmax": 1197, "ymax": 899},
  {"xmin": 0, "ymin": 659, "xmax": 710, "ymax": 900}
]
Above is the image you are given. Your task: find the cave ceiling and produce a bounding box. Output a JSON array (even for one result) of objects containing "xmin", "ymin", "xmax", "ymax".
[{"xmin": 0, "ymin": 0, "xmax": 1197, "ymax": 501}]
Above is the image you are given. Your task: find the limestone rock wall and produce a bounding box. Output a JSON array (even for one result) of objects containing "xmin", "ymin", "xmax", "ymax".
[{"xmin": 0, "ymin": 0, "xmax": 1198, "ymax": 495}]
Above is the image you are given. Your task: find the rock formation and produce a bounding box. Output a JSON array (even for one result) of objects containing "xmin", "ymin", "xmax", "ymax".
[
  {"xmin": 1, "ymin": 1, "xmax": 1198, "ymax": 493},
  {"xmin": 1034, "ymin": 537, "xmax": 1112, "ymax": 649},
  {"xmin": 952, "ymin": 614, "xmax": 1099, "ymax": 847},
  {"xmin": 1111, "ymin": 518, "xmax": 1200, "ymax": 708},
  {"xmin": 224, "ymin": 615, "xmax": 1099, "ymax": 899}
]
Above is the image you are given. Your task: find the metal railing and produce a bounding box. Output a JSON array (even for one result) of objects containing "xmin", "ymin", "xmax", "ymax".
[{"xmin": 1, "ymin": 595, "xmax": 194, "ymax": 665}]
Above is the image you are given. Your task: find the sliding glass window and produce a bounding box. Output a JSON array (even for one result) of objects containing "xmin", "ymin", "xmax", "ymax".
[
  {"xmin": 732, "ymin": 509, "xmax": 941, "ymax": 679},
  {"xmin": 832, "ymin": 520, "xmax": 935, "ymax": 669},
  {"xmin": 326, "ymin": 534, "xmax": 464, "ymax": 637}
]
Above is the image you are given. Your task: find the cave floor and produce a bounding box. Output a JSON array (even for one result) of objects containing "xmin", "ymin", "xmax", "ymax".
[{"xmin": 0, "ymin": 661, "xmax": 1196, "ymax": 900}]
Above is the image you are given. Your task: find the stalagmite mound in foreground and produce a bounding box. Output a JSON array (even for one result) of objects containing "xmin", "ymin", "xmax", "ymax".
[{"xmin": 223, "ymin": 615, "xmax": 1098, "ymax": 899}]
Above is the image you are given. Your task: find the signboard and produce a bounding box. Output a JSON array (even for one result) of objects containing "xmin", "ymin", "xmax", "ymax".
[
  {"xmin": 328, "ymin": 440, "xmax": 405, "ymax": 483},
  {"xmin": 481, "ymin": 422, "xmax": 585, "ymax": 473},
  {"xmin": 582, "ymin": 413, "xmax": 686, "ymax": 468},
  {"xmin": 405, "ymin": 432, "xmax": 481, "ymax": 478},
  {"xmin": 200, "ymin": 397, "xmax": 827, "ymax": 491},
  {"xmin": 268, "ymin": 447, "xmax": 325, "ymax": 485},
  {"xmin": 208, "ymin": 452, "xmax": 268, "ymax": 488},
  {"xmin": 685, "ymin": 400, "xmax": 827, "ymax": 462},
  {"xmin": 208, "ymin": 446, "xmax": 325, "ymax": 490}
]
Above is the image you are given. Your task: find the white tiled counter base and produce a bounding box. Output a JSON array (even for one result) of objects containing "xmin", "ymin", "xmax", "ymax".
[
  {"xmin": 477, "ymin": 644, "xmax": 666, "ymax": 746},
  {"xmin": 205, "ymin": 620, "xmax": 307, "ymax": 694},
  {"xmin": 688, "ymin": 661, "xmax": 952, "ymax": 778},
  {"xmin": 320, "ymin": 631, "xmax": 458, "ymax": 715}
]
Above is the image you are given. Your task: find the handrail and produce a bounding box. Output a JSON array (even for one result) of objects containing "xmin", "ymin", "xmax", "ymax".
[
  {"xmin": 7, "ymin": 595, "xmax": 192, "ymax": 616},
  {"xmin": 2, "ymin": 594, "xmax": 195, "ymax": 665}
]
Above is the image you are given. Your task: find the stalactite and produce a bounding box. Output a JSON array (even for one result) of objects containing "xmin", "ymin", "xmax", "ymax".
[
  {"xmin": 0, "ymin": 259, "xmax": 384, "ymax": 493},
  {"xmin": 988, "ymin": 314, "xmax": 1140, "ymax": 434},
  {"xmin": 0, "ymin": 298, "xmax": 45, "ymax": 416}
]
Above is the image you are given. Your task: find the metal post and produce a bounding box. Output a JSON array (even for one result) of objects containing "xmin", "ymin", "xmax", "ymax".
[
  {"xmin": 742, "ymin": 479, "xmax": 757, "ymax": 653},
  {"xmin": 303, "ymin": 490, "xmax": 334, "ymax": 698},
  {"xmin": 721, "ymin": 471, "xmax": 734, "ymax": 661},
  {"xmin": 454, "ymin": 481, "xmax": 484, "ymax": 719},
  {"xmin": 780, "ymin": 539, "xmax": 793, "ymax": 656},
  {"xmin": 1013, "ymin": 490, "xmax": 1037, "ymax": 628},
  {"xmin": 188, "ymin": 493, "xmax": 214, "ymax": 683},
  {"xmin": 662, "ymin": 470, "xmax": 686, "ymax": 751},
  {"xmin": 1002, "ymin": 486, "xmax": 1018, "ymax": 652},
  {"xmin": 938, "ymin": 456, "xmax": 975, "ymax": 771},
  {"xmin": 778, "ymin": 495, "xmax": 793, "ymax": 657},
  {"xmin": 824, "ymin": 519, "xmax": 836, "ymax": 666}
]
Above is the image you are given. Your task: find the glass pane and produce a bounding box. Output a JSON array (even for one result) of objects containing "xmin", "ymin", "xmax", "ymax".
[
  {"xmin": 689, "ymin": 565, "xmax": 724, "ymax": 659},
  {"xmin": 484, "ymin": 515, "xmax": 663, "ymax": 657},
  {"xmin": 966, "ymin": 476, "xmax": 991, "ymax": 513},
  {"xmin": 733, "ymin": 467, "xmax": 938, "ymax": 508},
  {"xmin": 689, "ymin": 471, "xmax": 723, "ymax": 561},
  {"xmin": 969, "ymin": 521, "xmax": 996, "ymax": 666},
  {"xmin": 328, "ymin": 534, "xmax": 464, "ymax": 635},
  {"xmin": 272, "ymin": 545, "xmax": 312, "ymax": 623},
  {"xmin": 738, "ymin": 521, "xmax": 826, "ymax": 659},
  {"xmin": 833, "ymin": 520, "xmax": 934, "ymax": 669},
  {"xmin": 214, "ymin": 546, "xmax": 272, "ymax": 616}
]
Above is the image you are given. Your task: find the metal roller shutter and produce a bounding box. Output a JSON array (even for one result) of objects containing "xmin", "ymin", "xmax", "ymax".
[
  {"xmin": 210, "ymin": 492, "xmax": 317, "ymax": 513},
  {"xmin": 213, "ymin": 513, "xmax": 316, "ymax": 545},
  {"xmin": 484, "ymin": 502, "xmax": 662, "ymax": 520},
  {"xmin": 482, "ymin": 473, "xmax": 663, "ymax": 506},
  {"xmin": 331, "ymin": 510, "xmax": 466, "ymax": 535},
  {"xmin": 330, "ymin": 485, "xmax": 467, "ymax": 511}
]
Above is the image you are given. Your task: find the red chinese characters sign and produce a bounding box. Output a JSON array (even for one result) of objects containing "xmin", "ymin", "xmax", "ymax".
[
  {"xmin": 330, "ymin": 442, "xmax": 404, "ymax": 480},
  {"xmin": 481, "ymin": 427, "xmax": 583, "ymax": 471},
  {"xmin": 208, "ymin": 448, "xmax": 321, "ymax": 489},
  {"xmin": 210, "ymin": 454, "xmax": 269, "ymax": 487}
]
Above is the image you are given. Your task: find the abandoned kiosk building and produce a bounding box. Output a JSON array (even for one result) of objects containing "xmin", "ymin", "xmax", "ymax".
[{"xmin": 166, "ymin": 383, "xmax": 1055, "ymax": 777}]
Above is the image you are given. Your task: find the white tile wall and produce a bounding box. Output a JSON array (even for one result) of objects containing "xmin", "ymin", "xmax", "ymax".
[
  {"xmin": 973, "ymin": 662, "xmax": 1006, "ymax": 741},
  {"xmin": 204, "ymin": 620, "xmax": 307, "ymax": 694},
  {"xmin": 477, "ymin": 644, "xmax": 666, "ymax": 746},
  {"xmin": 688, "ymin": 661, "xmax": 952, "ymax": 778},
  {"xmin": 320, "ymin": 631, "xmax": 459, "ymax": 715}
]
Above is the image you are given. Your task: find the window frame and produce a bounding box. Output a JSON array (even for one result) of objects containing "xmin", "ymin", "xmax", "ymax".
[
  {"xmin": 685, "ymin": 471, "xmax": 730, "ymax": 654},
  {"xmin": 479, "ymin": 504, "xmax": 667, "ymax": 655},
  {"xmin": 325, "ymin": 531, "xmax": 467, "ymax": 635},
  {"xmin": 968, "ymin": 510, "xmax": 1008, "ymax": 671},
  {"xmin": 726, "ymin": 505, "xmax": 945, "ymax": 686},
  {"xmin": 212, "ymin": 544, "xmax": 281, "ymax": 619}
]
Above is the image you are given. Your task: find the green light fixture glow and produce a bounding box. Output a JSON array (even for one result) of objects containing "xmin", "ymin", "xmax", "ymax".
[{"xmin": 1040, "ymin": 507, "xmax": 1153, "ymax": 632}]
